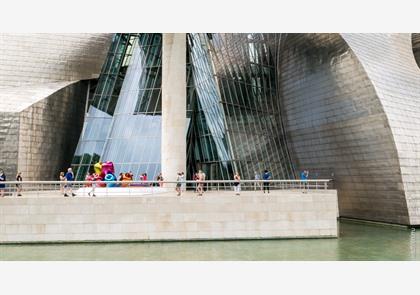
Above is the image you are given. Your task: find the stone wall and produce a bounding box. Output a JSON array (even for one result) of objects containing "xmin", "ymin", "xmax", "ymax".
[{"xmin": 0, "ymin": 191, "xmax": 338, "ymax": 243}]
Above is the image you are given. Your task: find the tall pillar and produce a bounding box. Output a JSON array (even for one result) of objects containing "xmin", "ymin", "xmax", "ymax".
[{"xmin": 161, "ymin": 33, "xmax": 186, "ymax": 182}]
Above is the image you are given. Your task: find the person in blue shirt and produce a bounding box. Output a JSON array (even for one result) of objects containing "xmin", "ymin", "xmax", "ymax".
[
  {"xmin": 262, "ymin": 169, "xmax": 271, "ymax": 194},
  {"xmin": 64, "ymin": 168, "xmax": 76, "ymax": 197},
  {"xmin": 0, "ymin": 169, "xmax": 6, "ymax": 198},
  {"xmin": 300, "ymin": 169, "xmax": 309, "ymax": 191}
]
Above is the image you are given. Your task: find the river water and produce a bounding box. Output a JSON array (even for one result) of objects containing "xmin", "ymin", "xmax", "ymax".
[{"xmin": 0, "ymin": 220, "xmax": 418, "ymax": 260}]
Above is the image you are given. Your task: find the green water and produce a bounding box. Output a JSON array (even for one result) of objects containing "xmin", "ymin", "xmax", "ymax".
[{"xmin": 0, "ymin": 220, "xmax": 419, "ymax": 261}]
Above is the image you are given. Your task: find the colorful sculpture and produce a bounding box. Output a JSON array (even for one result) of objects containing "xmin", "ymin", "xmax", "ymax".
[
  {"xmin": 121, "ymin": 173, "xmax": 133, "ymax": 187},
  {"xmin": 93, "ymin": 162, "xmax": 102, "ymax": 175},
  {"xmin": 102, "ymin": 161, "xmax": 115, "ymax": 175},
  {"xmin": 104, "ymin": 172, "xmax": 117, "ymax": 187},
  {"xmin": 93, "ymin": 161, "xmax": 116, "ymax": 187}
]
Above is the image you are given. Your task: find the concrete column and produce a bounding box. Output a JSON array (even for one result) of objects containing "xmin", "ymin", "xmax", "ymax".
[{"xmin": 161, "ymin": 33, "xmax": 186, "ymax": 182}]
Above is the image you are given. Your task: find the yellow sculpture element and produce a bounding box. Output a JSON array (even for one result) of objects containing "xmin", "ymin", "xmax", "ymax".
[{"xmin": 94, "ymin": 162, "xmax": 102, "ymax": 175}]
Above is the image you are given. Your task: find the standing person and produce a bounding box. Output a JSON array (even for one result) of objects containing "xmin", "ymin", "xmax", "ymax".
[
  {"xmin": 300, "ymin": 169, "xmax": 309, "ymax": 191},
  {"xmin": 193, "ymin": 172, "xmax": 199, "ymax": 192},
  {"xmin": 263, "ymin": 169, "xmax": 271, "ymax": 194},
  {"xmin": 64, "ymin": 168, "xmax": 76, "ymax": 197},
  {"xmin": 197, "ymin": 170, "xmax": 206, "ymax": 196},
  {"xmin": 233, "ymin": 172, "xmax": 241, "ymax": 196},
  {"xmin": 0, "ymin": 169, "xmax": 6, "ymax": 197},
  {"xmin": 85, "ymin": 172, "xmax": 92, "ymax": 187},
  {"xmin": 180, "ymin": 172, "xmax": 186, "ymax": 192},
  {"xmin": 15, "ymin": 172, "xmax": 23, "ymax": 196},
  {"xmin": 88, "ymin": 173, "xmax": 98, "ymax": 197},
  {"xmin": 300, "ymin": 169, "xmax": 308, "ymax": 180},
  {"xmin": 175, "ymin": 172, "xmax": 182, "ymax": 196},
  {"xmin": 117, "ymin": 172, "xmax": 124, "ymax": 181},
  {"xmin": 254, "ymin": 171, "xmax": 261, "ymax": 191},
  {"xmin": 59, "ymin": 172, "xmax": 66, "ymax": 193},
  {"xmin": 156, "ymin": 173, "xmax": 164, "ymax": 187}
]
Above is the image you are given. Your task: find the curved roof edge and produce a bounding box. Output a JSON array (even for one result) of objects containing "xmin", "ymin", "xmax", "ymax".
[{"xmin": 0, "ymin": 80, "xmax": 79, "ymax": 113}]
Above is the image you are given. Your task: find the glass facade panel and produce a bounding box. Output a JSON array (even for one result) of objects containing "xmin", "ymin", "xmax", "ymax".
[
  {"xmin": 73, "ymin": 33, "xmax": 294, "ymax": 181},
  {"xmin": 72, "ymin": 33, "xmax": 163, "ymax": 180},
  {"xmin": 186, "ymin": 33, "xmax": 295, "ymax": 180}
]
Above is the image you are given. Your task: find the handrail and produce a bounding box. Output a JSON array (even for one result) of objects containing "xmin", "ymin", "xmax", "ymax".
[
  {"xmin": 0, "ymin": 179, "xmax": 332, "ymax": 184},
  {"xmin": 0, "ymin": 179, "xmax": 332, "ymax": 198}
]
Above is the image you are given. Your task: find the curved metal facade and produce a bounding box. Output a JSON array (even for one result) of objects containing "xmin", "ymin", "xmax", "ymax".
[
  {"xmin": 0, "ymin": 33, "xmax": 112, "ymax": 88},
  {"xmin": 0, "ymin": 34, "xmax": 112, "ymax": 180},
  {"xmin": 279, "ymin": 33, "xmax": 420, "ymax": 225},
  {"xmin": 2, "ymin": 33, "xmax": 419, "ymax": 225},
  {"xmin": 342, "ymin": 33, "xmax": 420, "ymax": 225},
  {"xmin": 412, "ymin": 33, "xmax": 420, "ymax": 68}
]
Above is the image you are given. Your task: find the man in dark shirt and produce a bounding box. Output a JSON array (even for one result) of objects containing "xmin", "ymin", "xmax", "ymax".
[
  {"xmin": 0, "ymin": 169, "xmax": 6, "ymax": 197},
  {"xmin": 16, "ymin": 172, "xmax": 23, "ymax": 196},
  {"xmin": 263, "ymin": 169, "xmax": 271, "ymax": 194},
  {"xmin": 64, "ymin": 168, "xmax": 76, "ymax": 197}
]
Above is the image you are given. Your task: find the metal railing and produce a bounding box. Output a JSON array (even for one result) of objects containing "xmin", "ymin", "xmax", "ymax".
[{"xmin": 0, "ymin": 179, "xmax": 332, "ymax": 197}]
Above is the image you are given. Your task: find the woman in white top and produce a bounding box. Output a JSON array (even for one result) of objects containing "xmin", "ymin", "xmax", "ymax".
[
  {"xmin": 59, "ymin": 172, "xmax": 66, "ymax": 193},
  {"xmin": 233, "ymin": 172, "xmax": 241, "ymax": 196}
]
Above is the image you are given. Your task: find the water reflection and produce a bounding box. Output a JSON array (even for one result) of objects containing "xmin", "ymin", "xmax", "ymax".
[{"xmin": 0, "ymin": 221, "xmax": 418, "ymax": 261}]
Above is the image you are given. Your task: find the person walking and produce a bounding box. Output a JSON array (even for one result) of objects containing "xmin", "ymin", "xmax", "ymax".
[
  {"xmin": 233, "ymin": 172, "xmax": 241, "ymax": 196},
  {"xmin": 254, "ymin": 171, "xmax": 261, "ymax": 191},
  {"xmin": 59, "ymin": 172, "xmax": 66, "ymax": 193},
  {"xmin": 64, "ymin": 168, "xmax": 76, "ymax": 197},
  {"xmin": 180, "ymin": 172, "xmax": 186, "ymax": 192},
  {"xmin": 193, "ymin": 172, "xmax": 199, "ymax": 192},
  {"xmin": 263, "ymin": 169, "xmax": 271, "ymax": 194},
  {"xmin": 175, "ymin": 172, "xmax": 182, "ymax": 196},
  {"xmin": 0, "ymin": 169, "xmax": 6, "ymax": 197},
  {"xmin": 88, "ymin": 173, "xmax": 98, "ymax": 197},
  {"xmin": 156, "ymin": 173, "xmax": 164, "ymax": 187},
  {"xmin": 15, "ymin": 172, "xmax": 23, "ymax": 196},
  {"xmin": 197, "ymin": 170, "xmax": 206, "ymax": 196},
  {"xmin": 300, "ymin": 169, "xmax": 309, "ymax": 192}
]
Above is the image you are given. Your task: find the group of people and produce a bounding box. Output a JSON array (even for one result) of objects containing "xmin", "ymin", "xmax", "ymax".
[
  {"xmin": 253, "ymin": 170, "xmax": 273, "ymax": 193},
  {"xmin": 0, "ymin": 169, "xmax": 23, "ymax": 197},
  {"xmin": 172, "ymin": 169, "xmax": 273, "ymax": 197},
  {"xmin": 0, "ymin": 166, "xmax": 310, "ymax": 198},
  {"xmin": 59, "ymin": 168, "xmax": 76, "ymax": 197}
]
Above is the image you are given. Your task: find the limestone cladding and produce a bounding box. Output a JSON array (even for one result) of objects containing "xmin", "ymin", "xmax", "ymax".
[
  {"xmin": 0, "ymin": 191, "xmax": 338, "ymax": 243},
  {"xmin": 161, "ymin": 33, "xmax": 187, "ymax": 181}
]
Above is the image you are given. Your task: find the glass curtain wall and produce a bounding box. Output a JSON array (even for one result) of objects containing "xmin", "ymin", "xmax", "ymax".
[
  {"xmin": 101, "ymin": 34, "xmax": 162, "ymax": 180},
  {"xmin": 72, "ymin": 33, "xmax": 162, "ymax": 180},
  {"xmin": 73, "ymin": 33, "xmax": 294, "ymax": 181},
  {"xmin": 187, "ymin": 33, "xmax": 294, "ymax": 180},
  {"xmin": 186, "ymin": 34, "xmax": 234, "ymax": 180}
]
